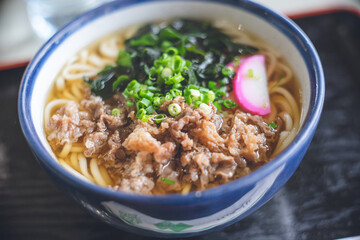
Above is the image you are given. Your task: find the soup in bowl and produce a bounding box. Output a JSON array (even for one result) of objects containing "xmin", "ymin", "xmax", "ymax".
[{"xmin": 18, "ymin": 0, "xmax": 324, "ymax": 237}]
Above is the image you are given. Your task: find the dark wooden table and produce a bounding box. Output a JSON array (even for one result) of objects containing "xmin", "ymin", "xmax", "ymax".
[{"xmin": 0, "ymin": 11, "xmax": 359, "ymax": 240}]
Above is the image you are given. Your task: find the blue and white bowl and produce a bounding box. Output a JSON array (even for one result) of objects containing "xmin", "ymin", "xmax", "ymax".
[{"xmin": 18, "ymin": 0, "xmax": 324, "ymax": 237}]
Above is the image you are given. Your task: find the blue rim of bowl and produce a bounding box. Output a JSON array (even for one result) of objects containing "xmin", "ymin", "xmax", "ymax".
[{"xmin": 18, "ymin": 0, "xmax": 324, "ymax": 204}]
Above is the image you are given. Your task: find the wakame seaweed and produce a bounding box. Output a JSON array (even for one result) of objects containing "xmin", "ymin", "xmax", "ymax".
[{"xmin": 86, "ymin": 19, "xmax": 258, "ymax": 99}]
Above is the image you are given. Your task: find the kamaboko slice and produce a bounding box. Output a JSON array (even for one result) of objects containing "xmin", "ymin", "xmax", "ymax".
[{"xmin": 232, "ymin": 55, "xmax": 270, "ymax": 115}]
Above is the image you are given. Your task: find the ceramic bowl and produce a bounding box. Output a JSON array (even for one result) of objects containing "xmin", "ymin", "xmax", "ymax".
[{"xmin": 18, "ymin": 0, "xmax": 324, "ymax": 237}]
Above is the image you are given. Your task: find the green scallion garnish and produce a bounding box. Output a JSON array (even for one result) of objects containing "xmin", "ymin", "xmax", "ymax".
[
  {"xmin": 153, "ymin": 114, "xmax": 167, "ymax": 123},
  {"xmin": 208, "ymin": 81, "xmax": 216, "ymax": 89},
  {"xmin": 145, "ymin": 105, "xmax": 156, "ymax": 114},
  {"xmin": 126, "ymin": 100, "xmax": 135, "ymax": 107},
  {"xmin": 153, "ymin": 97, "xmax": 161, "ymax": 106},
  {"xmin": 136, "ymin": 108, "xmax": 146, "ymax": 119},
  {"xmin": 141, "ymin": 114, "xmax": 150, "ymax": 123},
  {"xmin": 222, "ymin": 67, "xmax": 233, "ymax": 76},
  {"xmin": 161, "ymin": 67, "xmax": 173, "ymax": 78},
  {"xmin": 111, "ymin": 108, "xmax": 121, "ymax": 117},
  {"xmin": 213, "ymin": 101, "xmax": 222, "ymax": 112},
  {"xmin": 168, "ymin": 103, "xmax": 181, "ymax": 116},
  {"xmin": 161, "ymin": 177, "xmax": 175, "ymax": 185},
  {"xmin": 219, "ymin": 77, "xmax": 229, "ymax": 86},
  {"xmin": 88, "ymin": 20, "xmax": 257, "ymax": 121},
  {"xmin": 223, "ymin": 99, "xmax": 237, "ymax": 109},
  {"xmin": 268, "ymin": 121, "xmax": 278, "ymax": 129},
  {"xmin": 165, "ymin": 92, "xmax": 173, "ymax": 101},
  {"xmin": 190, "ymin": 89, "xmax": 201, "ymax": 101},
  {"xmin": 199, "ymin": 103, "xmax": 212, "ymax": 114},
  {"xmin": 139, "ymin": 98, "xmax": 151, "ymax": 108}
]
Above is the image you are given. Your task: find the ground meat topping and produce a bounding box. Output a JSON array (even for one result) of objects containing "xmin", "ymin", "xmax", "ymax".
[
  {"xmin": 84, "ymin": 131, "xmax": 109, "ymax": 157},
  {"xmin": 122, "ymin": 126, "xmax": 161, "ymax": 153},
  {"xmin": 47, "ymin": 101, "xmax": 96, "ymax": 145},
  {"xmin": 48, "ymin": 94, "xmax": 281, "ymax": 194}
]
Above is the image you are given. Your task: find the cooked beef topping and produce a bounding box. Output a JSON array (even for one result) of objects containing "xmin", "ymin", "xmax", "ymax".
[{"xmin": 47, "ymin": 93, "xmax": 280, "ymax": 194}]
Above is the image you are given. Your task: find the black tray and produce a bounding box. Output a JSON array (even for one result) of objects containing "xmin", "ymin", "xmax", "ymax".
[{"xmin": 0, "ymin": 10, "xmax": 359, "ymax": 240}]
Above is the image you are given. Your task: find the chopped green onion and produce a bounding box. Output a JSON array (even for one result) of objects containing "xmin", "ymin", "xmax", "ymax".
[
  {"xmin": 194, "ymin": 100, "xmax": 202, "ymax": 108},
  {"xmin": 111, "ymin": 108, "xmax": 121, "ymax": 117},
  {"xmin": 161, "ymin": 67, "xmax": 173, "ymax": 78},
  {"xmin": 217, "ymin": 86, "xmax": 227, "ymax": 94},
  {"xmin": 147, "ymin": 86, "xmax": 161, "ymax": 92},
  {"xmin": 183, "ymin": 86, "xmax": 190, "ymax": 95},
  {"xmin": 172, "ymin": 83, "xmax": 182, "ymax": 89},
  {"xmin": 153, "ymin": 114, "xmax": 167, "ymax": 123},
  {"xmin": 140, "ymin": 84, "xmax": 147, "ymax": 90},
  {"xmin": 219, "ymin": 77, "xmax": 230, "ymax": 86},
  {"xmin": 222, "ymin": 67, "xmax": 233, "ymax": 76},
  {"xmin": 122, "ymin": 88, "xmax": 132, "ymax": 99},
  {"xmin": 139, "ymin": 98, "xmax": 151, "ymax": 108},
  {"xmin": 171, "ymin": 55, "xmax": 186, "ymax": 73},
  {"xmin": 145, "ymin": 91, "xmax": 154, "ymax": 99},
  {"xmin": 215, "ymin": 86, "xmax": 227, "ymax": 97},
  {"xmin": 161, "ymin": 40, "xmax": 172, "ymax": 50},
  {"xmin": 190, "ymin": 89, "xmax": 201, "ymax": 100},
  {"xmin": 165, "ymin": 47, "xmax": 179, "ymax": 55},
  {"xmin": 127, "ymin": 80, "xmax": 140, "ymax": 90},
  {"xmin": 165, "ymin": 73, "xmax": 184, "ymax": 85},
  {"xmin": 159, "ymin": 97, "xmax": 166, "ymax": 105},
  {"xmin": 116, "ymin": 22, "xmax": 249, "ymax": 122},
  {"xmin": 208, "ymin": 91, "xmax": 215, "ymax": 102},
  {"xmin": 141, "ymin": 114, "xmax": 150, "ymax": 122},
  {"xmin": 153, "ymin": 97, "xmax": 161, "ymax": 106},
  {"xmin": 144, "ymin": 79, "xmax": 154, "ymax": 86},
  {"xmin": 170, "ymin": 89, "xmax": 182, "ymax": 98},
  {"xmin": 168, "ymin": 103, "xmax": 181, "ymax": 116},
  {"xmin": 185, "ymin": 95, "xmax": 192, "ymax": 105},
  {"xmin": 199, "ymin": 103, "xmax": 212, "ymax": 114},
  {"xmin": 188, "ymin": 85, "xmax": 199, "ymax": 90},
  {"xmin": 136, "ymin": 108, "xmax": 146, "ymax": 119},
  {"xmin": 139, "ymin": 89, "xmax": 147, "ymax": 98},
  {"xmin": 203, "ymin": 93, "xmax": 210, "ymax": 104},
  {"xmin": 146, "ymin": 105, "xmax": 156, "ymax": 114},
  {"xmin": 161, "ymin": 177, "xmax": 175, "ymax": 185},
  {"xmin": 126, "ymin": 100, "xmax": 135, "ymax": 107},
  {"xmin": 139, "ymin": 90, "xmax": 153, "ymax": 99},
  {"xmin": 199, "ymin": 87, "xmax": 209, "ymax": 93},
  {"xmin": 223, "ymin": 99, "xmax": 237, "ymax": 109},
  {"xmin": 208, "ymin": 81, "xmax": 216, "ymax": 89},
  {"xmin": 268, "ymin": 121, "xmax": 278, "ymax": 129},
  {"xmin": 203, "ymin": 91, "xmax": 215, "ymax": 104},
  {"xmin": 132, "ymin": 91, "xmax": 140, "ymax": 100},
  {"xmin": 213, "ymin": 101, "xmax": 222, "ymax": 112},
  {"xmin": 165, "ymin": 93, "xmax": 173, "ymax": 101}
]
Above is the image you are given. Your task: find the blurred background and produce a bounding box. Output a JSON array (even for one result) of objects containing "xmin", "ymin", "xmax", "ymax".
[
  {"xmin": 0, "ymin": 0, "xmax": 359, "ymax": 69},
  {"xmin": 0, "ymin": 1, "xmax": 359, "ymax": 240}
]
